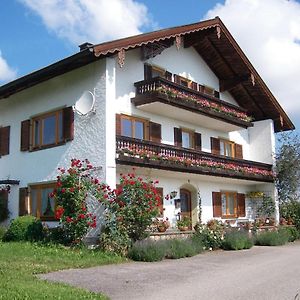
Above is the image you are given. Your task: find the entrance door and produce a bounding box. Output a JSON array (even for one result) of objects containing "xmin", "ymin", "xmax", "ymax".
[{"xmin": 180, "ymin": 189, "xmax": 192, "ymax": 225}]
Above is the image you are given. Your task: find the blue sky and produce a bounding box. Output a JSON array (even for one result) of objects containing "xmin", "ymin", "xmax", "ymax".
[{"xmin": 1, "ymin": 0, "xmax": 300, "ymax": 133}]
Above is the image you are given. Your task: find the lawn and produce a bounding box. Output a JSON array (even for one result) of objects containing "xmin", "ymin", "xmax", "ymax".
[{"xmin": 0, "ymin": 242, "xmax": 125, "ymax": 300}]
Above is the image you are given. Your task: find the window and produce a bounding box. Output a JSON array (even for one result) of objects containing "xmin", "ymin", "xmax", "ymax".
[
  {"xmin": 221, "ymin": 191, "xmax": 237, "ymax": 217},
  {"xmin": 151, "ymin": 65, "xmax": 166, "ymax": 78},
  {"xmin": 27, "ymin": 183, "xmax": 56, "ymax": 221},
  {"xmin": 32, "ymin": 110, "xmax": 63, "ymax": 149},
  {"xmin": 120, "ymin": 115, "xmax": 148, "ymax": 140},
  {"xmin": 181, "ymin": 129, "xmax": 194, "ymax": 149},
  {"xmin": 220, "ymin": 139, "xmax": 235, "ymax": 157},
  {"xmin": 21, "ymin": 107, "xmax": 74, "ymax": 152}
]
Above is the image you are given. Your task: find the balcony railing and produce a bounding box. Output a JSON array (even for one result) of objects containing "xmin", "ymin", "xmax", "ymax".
[
  {"xmin": 116, "ymin": 136, "xmax": 274, "ymax": 182},
  {"xmin": 132, "ymin": 77, "xmax": 253, "ymax": 129}
]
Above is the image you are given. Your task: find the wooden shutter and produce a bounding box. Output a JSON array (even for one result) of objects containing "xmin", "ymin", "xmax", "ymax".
[
  {"xmin": 20, "ymin": 120, "xmax": 30, "ymax": 151},
  {"xmin": 165, "ymin": 71, "xmax": 172, "ymax": 81},
  {"xmin": 156, "ymin": 187, "xmax": 164, "ymax": 216},
  {"xmin": 149, "ymin": 122, "xmax": 161, "ymax": 143},
  {"xmin": 210, "ymin": 137, "xmax": 220, "ymax": 155},
  {"xmin": 191, "ymin": 81, "xmax": 198, "ymax": 91},
  {"xmin": 194, "ymin": 132, "xmax": 202, "ymax": 151},
  {"xmin": 116, "ymin": 114, "xmax": 121, "ymax": 136},
  {"xmin": 63, "ymin": 106, "xmax": 74, "ymax": 141},
  {"xmin": 144, "ymin": 64, "xmax": 152, "ymax": 80},
  {"xmin": 174, "ymin": 128, "xmax": 182, "ymax": 147},
  {"xmin": 19, "ymin": 187, "xmax": 29, "ymax": 216},
  {"xmin": 0, "ymin": 190, "xmax": 8, "ymax": 219},
  {"xmin": 212, "ymin": 192, "xmax": 222, "ymax": 217},
  {"xmin": 237, "ymin": 193, "xmax": 246, "ymax": 217},
  {"xmin": 173, "ymin": 74, "xmax": 181, "ymax": 84},
  {"xmin": 234, "ymin": 143, "xmax": 243, "ymax": 159},
  {"xmin": 0, "ymin": 126, "xmax": 10, "ymax": 156}
]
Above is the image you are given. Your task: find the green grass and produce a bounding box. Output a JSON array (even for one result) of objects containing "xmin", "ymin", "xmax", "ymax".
[{"xmin": 0, "ymin": 242, "xmax": 125, "ymax": 300}]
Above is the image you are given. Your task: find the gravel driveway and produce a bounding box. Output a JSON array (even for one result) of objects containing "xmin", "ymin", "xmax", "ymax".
[{"xmin": 40, "ymin": 241, "xmax": 300, "ymax": 300}]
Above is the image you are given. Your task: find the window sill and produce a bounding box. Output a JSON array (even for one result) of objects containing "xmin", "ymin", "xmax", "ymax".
[{"xmin": 30, "ymin": 141, "xmax": 67, "ymax": 152}]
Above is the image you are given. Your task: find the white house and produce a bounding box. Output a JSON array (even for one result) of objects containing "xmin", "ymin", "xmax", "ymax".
[{"xmin": 0, "ymin": 17, "xmax": 294, "ymax": 228}]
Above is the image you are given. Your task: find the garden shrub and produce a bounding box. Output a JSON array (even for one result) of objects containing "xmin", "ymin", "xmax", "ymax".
[
  {"xmin": 128, "ymin": 240, "xmax": 166, "ymax": 262},
  {"xmin": 165, "ymin": 238, "xmax": 197, "ymax": 259},
  {"xmin": 222, "ymin": 231, "xmax": 253, "ymax": 250},
  {"xmin": 0, "ymin": 226, "xmax": 6, "ymax": 240},
  {"xmin": 43, "ymin": 226, "xmax": 71, "ymax": 245},
  {"xmin": 3, "ymin": 216, "xmax": 44, "ymax": 242},
  {"xmin": 254, "ymin": 230, "xmax": 289, "ymax": 246},
  {"xmin": 279, "ymin": 226, "xmax": 300, "ymax": 242},
  {"xmin": 194, "ymin": 220, "xmax": 224, "ymax": 250},
  {"xmin": 280, "ymin": 200, "xmax": 300, "ymax": 229}
]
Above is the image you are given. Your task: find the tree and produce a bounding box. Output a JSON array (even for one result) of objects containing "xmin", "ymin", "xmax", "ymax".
[{"xmin": 275, "ymin": 132, "xmax": 300, "ymax": 204}]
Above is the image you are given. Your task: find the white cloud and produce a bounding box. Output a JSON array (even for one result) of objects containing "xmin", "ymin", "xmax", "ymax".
[
  {"xmin": 205, "ymin": 0, "xmax": 300, "ymax": 122},
  {"xmin": 20, "ymin": 0, "xmax": 153, "ymax": 45},
  {"xmin": 0, "ymin": 51, "xmax": 17, "ymax": 84}
]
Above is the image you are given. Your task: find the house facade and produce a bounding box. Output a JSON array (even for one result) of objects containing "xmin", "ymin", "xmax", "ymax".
[{"xmin": 0, "ymin": 18, "xmax": 294, "ymax": 228}]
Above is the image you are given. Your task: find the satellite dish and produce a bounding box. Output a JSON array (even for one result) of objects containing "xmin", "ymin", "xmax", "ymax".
[{"xmin": 73, "ymin": 90, "xmax": 96, "ymax": 116}]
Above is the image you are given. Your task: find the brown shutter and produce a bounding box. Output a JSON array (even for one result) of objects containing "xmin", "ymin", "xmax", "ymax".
[
  {"xmin": 198, "ymin": 84, "xmax": 205, "ymax": 93},
  {"xmin": 144, "ymin": 64, "xmax": 152, "ymax": 80},
  {"xmin": 0, "ymin": 190, "xmax": 8, "ymax": 219},
  {"xmin": 20, "ymin": 120, "xmax": 30, "ymax": 151},
  {"xmin": 211, "ymin": 137, "xmax": 220, "ymax": 155},
  {"xmin": 173, "ymin": 74, "xmax": 181, "ymax": 84},
  {"xmin": 156, "ymin": 187, "xmax": 164, "ymax": 216},
  {"xmin": 194, "ymin": 132, "xmax": 202, "ymax": 151},
  {"xmin": 116, "ymin": 114, "xmax": 121, "ymax": 136},
  {"xmin": 165, "ymin": 71, "xmax": 172, "ymax": 81},
  {"xmin": 237, "ymin": 193, "xmax": 246, "ymax": 217},
  {"xmin": 174, "ymin": 128, "xmax": 182, "ymax": 147},
  {"xmin": 19, "ymin": 187, "xmax": 29, "ymax": 216},
  {"xmin": 212, "ymin": 192, "xmax": 222, "ymax": 217},
  {"xmin": 191, "ymin": 81, "xmax": 198, "ymax": 91},
  {"xmin": 149, "ymin": 122, "xmax": 161, "ymax": 143},
  {"xmin": 0, "ymin": 126, "xmax": 10, "ymax": 156},
  {"xmin": 234, "ymin": 144, "xmax": 243, "ymax": 159},
  {"xmin": 63, "ymin": 106, "xmax": 74, "ymax": 141}
]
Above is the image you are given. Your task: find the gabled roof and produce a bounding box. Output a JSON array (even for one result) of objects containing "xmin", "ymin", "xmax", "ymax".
[{"xmin": 0, "ymin": 17, "xmax": 294, "ymax": 132}]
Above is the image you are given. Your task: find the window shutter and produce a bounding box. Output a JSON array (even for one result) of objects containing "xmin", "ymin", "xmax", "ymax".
[
  {"xmin": 165, "ymin": 71, "xmax": 172, "ymax": 81},
  {"xmin": 210, "ymin": 137, "xmax": 220, "ymax": 155},
  {"xmin": 144, "ymin": 64, "xmax": 152, "ymax": 80},
  {"xmin": 235, "ymin": 143, "xmax": 243, "ymax": 159},
  {"xmin": 212, "ymin": 192, "xmax": 222, "ymax": 217},
  {"xmin": 194, "ymin": 132, "xmax": 202, "ymax": 151},
  {"xmin": 20, "ymin": 120, "xmax": 30, "ymax": 151},
  {"xmin": 0, "ymin": 126, "xmax": 10, "ymax": 156},
  {"xmin": 149, "ymin": 122, "xmax": 161, "ymax": 143},
  {"xmin": 174, "ymin": 127, "xmax": 182, "ymax": 147},
  {"xmin": 116, "ymin": 114, "xmax": 121, "ymax": 136},
  {"xmin": 191, "ymin": 81, "xmax": 198, "ymax": 91},
  {"xmin": 0, "ymin": 190, "xmax": 8, "ymax": 219},
  {"xmin": 63, "ymin": 106, "xmax": 74, "ymax": 141},
  {"xmin": 156, "ymin": 187, "xmax": 164, "ymax": 216},
  {"xmin": 173, "ymin": 74, "xmax": 181, "ymax": 84},
  {"xmin": 19, "ymin": 187, "xmax": 29, "ymax": 216},
  {"xmin": 237, "ymin": 193, "xmax": 246, "ymax": 217}
]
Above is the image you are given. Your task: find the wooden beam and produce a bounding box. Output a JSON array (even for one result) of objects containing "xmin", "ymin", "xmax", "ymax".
[{"xmin": 220, "ymin": 75, "xmax": 250, "ymax": 92}]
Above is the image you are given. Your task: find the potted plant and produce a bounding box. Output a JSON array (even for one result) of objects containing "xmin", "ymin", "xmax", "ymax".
[
  {"xmin": 156, "ymin": 218, "xmax": 170, "ymax": 232},
  {"xmin": 177, "ymin": 216, "xmax": 192, "ymax": 231}
]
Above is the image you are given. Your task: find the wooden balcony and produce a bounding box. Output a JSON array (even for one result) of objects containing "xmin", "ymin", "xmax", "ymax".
[
  {"xmin": 116, "ymin": 136, "xmax": 274, "ymax": 183},
  {"xmin": 131, "ymin": 77, "xmax": 253, "ymax": 132}
]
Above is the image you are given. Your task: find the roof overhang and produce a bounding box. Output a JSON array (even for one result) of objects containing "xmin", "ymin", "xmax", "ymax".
[{"xmin": 0, "ymin": 17, "xmax": 294, "ymax": 132}]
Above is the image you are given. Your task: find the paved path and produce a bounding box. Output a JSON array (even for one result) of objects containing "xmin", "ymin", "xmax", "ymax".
[{"xmin": 40, "ymin": 242, "xmax": 300, "ymax": 300}]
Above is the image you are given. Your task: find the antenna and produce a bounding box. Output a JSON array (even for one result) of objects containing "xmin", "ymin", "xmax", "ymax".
[{"xmin": 73, "ymin": 90, "xmax": 96, "ymax": 116}]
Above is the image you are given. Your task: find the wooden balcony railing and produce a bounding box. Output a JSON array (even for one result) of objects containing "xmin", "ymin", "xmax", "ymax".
[
  {"xmin": 116, "ymin": 136, "xmax": 274, "ymax": 182},
  {"xmin": 132, "ymin": 77, "xmax": 253, "ymax": 128}
]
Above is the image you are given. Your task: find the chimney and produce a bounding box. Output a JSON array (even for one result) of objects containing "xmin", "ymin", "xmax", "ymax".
[{"xmin": 79, "ymin": 42, "xmax": 93, "ymax": 52}]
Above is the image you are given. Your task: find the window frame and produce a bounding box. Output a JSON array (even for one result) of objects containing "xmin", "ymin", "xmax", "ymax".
[
  {"xmin": 28, "ymin": 182, "xmax": 56, "ymax": 221},
  {"xmin": 181, "ymin": 128, "xmax": 194, "ymax": 149},
  {"xmin": 219, "ymin": 138, "xmax": 235, "ymax": 158},
  {"xmin": 31, "ymin": 109, "xmax": 64, "ymax": 150},
  {"xmin": 221, "ymin": 191, "xmax": 238, "ymax": 218},
  {"xmin": 120, "ymin": 114, "xmax": 149, "ymax": 140},
  {"xmin": 151, "ymin": 65, "xmax": 166, "ymax": 78}
]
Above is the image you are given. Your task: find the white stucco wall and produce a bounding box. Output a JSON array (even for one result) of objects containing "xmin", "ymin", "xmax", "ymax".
[{"xmin": 0, "ymin": 60, "xmax": 107, "ymax": 220}]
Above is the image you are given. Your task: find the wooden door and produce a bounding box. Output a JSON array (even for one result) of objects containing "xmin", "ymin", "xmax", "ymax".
[{"xmin": 180, "ymin": 189, "xmax": 192, "ymax": 226}]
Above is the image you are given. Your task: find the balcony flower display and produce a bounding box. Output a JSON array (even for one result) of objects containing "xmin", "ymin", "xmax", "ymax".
[
  {"xmin": 155, "ymin": 84, "xmax": 253, "ymax": 123},
  {"xmin": 117, "ymin": 146, "xmax": 274, "ymax": 178}
]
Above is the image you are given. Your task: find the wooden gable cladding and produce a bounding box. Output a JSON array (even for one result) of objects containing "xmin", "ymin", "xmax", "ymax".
[{"xmin": 0, "ymin": 126, "xmax": 10, "ymax": 156}]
